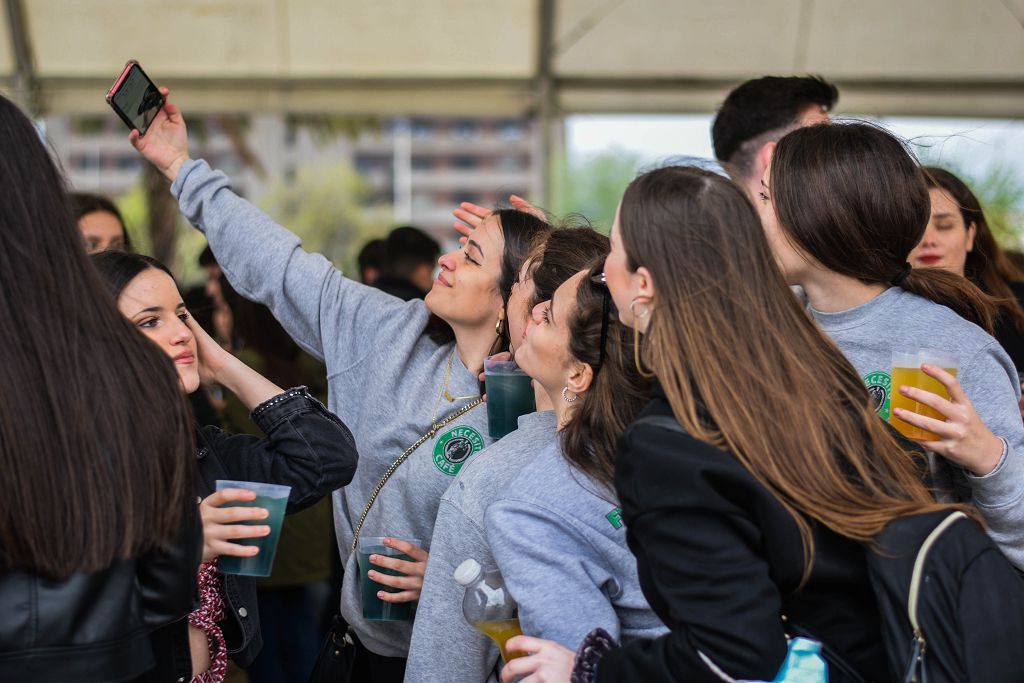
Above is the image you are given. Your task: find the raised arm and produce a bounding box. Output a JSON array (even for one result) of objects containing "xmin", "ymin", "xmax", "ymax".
[{"xmin": 131, "ymin": 89, "xmax": 408, "ymax": 367}]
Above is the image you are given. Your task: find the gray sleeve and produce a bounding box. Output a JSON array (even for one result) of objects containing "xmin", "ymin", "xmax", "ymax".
[
  {"xmin": 958, "ymin": 341, "xmax": 1024, "ymax": 569},
  {"xmin": 407, "ymin": 500, "xmax": 500, "ymax": 683},
  {"xmin": 485, "ymin": 499, "xmax": 620, "ymax": 650},
  {"xmin": 171, "ymin": 159, "xmax": 407, "ymax": 375}
]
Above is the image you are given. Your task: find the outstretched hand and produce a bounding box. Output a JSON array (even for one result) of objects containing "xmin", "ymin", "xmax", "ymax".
[
  {"xmin": 453, "ymin": 195, "xmax": 547, "ymax": 244},
  {"xmin": 129, "ymin": 87, "xmax": 191, "ymax": 182}
]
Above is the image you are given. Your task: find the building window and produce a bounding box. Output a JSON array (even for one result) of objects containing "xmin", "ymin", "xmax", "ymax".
[
  {"xmin": 497, "ymin": 120, "xmax": 525, "ymax": 140},
  {"xmin": 412, "ymin": 156, "xmax": 434, "ymax": 171},
  {"xmin": 452, "ymin": 155, "xmax": 477, "ymax": 170},
  {"xmin": 411, "ymin": 119, "xmax": 435, "ymax": 139},
  {"xmin": 451, "ymin": 120, "xmax": 480, "ymax": 140}
]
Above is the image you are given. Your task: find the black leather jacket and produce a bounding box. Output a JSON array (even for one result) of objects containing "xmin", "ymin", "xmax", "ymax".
[
  {"xmin": 0, "ymin": 492, "xmax": 202, "ymax": 682},
  {"xmin": 143, "ymin": 386, "xmax": 358, "ymax": 682}
]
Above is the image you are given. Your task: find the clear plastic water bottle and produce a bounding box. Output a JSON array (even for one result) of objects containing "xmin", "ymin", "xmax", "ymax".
[{"xmin": 454, "ymin": 558, "xmax": 524, "ymax": 662}]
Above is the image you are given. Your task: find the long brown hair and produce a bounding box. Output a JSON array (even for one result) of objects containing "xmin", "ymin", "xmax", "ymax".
[
  {"xmin": 561, "ymin": 262, "xmax": 650, "ymax": 490},
  {"xmin": 619, "ymin": 165, "xmax": 965, "ymax": 575},
  {"xmin": 771, "ymin": 122, "xmax": 997, "ymax": 333},
  {"xmin": 923, "ymin": 166, "xmax": 1024, "ymax": 333},
  {"xmin": 0, "ymin": 95, "xmax": 194, "ymax": 578}
]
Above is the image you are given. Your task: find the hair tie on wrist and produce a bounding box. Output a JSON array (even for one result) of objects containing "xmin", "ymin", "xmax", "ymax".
[{"xmin": 890, "ymin": 262, "xmax": 912, "ymax": 286}]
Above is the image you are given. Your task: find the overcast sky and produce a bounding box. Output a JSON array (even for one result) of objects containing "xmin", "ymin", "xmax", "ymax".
[{"xmin": 567, "ymin": 115, "xmax": 1024, "ymax": 187}]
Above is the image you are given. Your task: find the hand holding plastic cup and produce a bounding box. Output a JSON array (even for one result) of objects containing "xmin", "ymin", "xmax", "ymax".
[
  {"xmin": 214, "ymin": 480, "xmax": 290, "ymax": 576},
  {"xmin": 484, "ymin": 357, "xmax": 536, "ymax": 439},
  {"xmin": 358, "ymin": 536, "xmax": 423, "ymax": 621},
  {"xmin": 890, "ymin": 349, "xmax": 959, "ymax": 441}
]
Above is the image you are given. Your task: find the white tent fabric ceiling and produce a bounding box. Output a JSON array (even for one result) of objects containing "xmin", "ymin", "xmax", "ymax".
[{"xmin": 2, "ymin": 0, "xmax": 1023, "ymax": 117}]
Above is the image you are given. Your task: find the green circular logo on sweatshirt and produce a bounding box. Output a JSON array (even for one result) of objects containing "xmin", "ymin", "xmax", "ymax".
[
  {"xmin": 863, "ymin": 371, "xmax": 891, "ymax": 421},
  {"xmin": 432, "ymin": 425, "xmax": 485, "ymax": 476}
]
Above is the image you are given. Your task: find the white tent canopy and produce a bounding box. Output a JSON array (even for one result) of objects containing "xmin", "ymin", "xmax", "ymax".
[{"xmin": 2, "ymin": 0, "xmax": 1023, "ymax": 118}]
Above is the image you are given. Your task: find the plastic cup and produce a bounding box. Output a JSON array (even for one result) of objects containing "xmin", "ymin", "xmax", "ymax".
[
  {"xmin": 214, "ymin": 480, "xmax": 290, "ymax": 577},
  {"xmin": 890, "ymin": 349, "xmax": 959, "ymax": 441},
  {"xmin": 484, "ymin": 358, "xmax": 536, "ymax": 439},
  {"xmin": 357, "ymin": 537, "xmax": 421, "ymax": 621}
]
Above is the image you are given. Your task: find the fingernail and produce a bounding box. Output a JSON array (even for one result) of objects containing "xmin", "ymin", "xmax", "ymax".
[
  {"xmin": 377, "ymin": 591, "xmax": 386, "ymax": 599},
  {"xmin": 369, "ymin": 554, "xmax": 377, "ymax": 562}
]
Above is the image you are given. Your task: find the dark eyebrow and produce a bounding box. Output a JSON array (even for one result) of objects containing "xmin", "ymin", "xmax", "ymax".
[
  {"xmin": 932, "ymin": 212, "xmax": 956, "ymax": 219},
  {"xmin": 135, "ymin": 306, "xmax": 162, "ymax": 315},
  {"xmin": 175, "ymin": 302, "xmax": 187, "ymax": 309},
  {"xmin": 467, "ymin": 239, "xmax": 484, "ymax": 259},
  {"xmin": 548, "ymin": 291, "xmax": 557, "ymax": 325}
]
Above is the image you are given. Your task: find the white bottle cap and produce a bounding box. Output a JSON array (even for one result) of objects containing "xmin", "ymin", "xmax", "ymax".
[{"xmin": 454, "ymin": 558, "xmax": 482, "ymax": 586}]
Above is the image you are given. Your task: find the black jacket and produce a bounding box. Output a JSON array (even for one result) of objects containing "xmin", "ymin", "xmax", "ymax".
[
  {"xmin": 143, "ymin": 387, "xmax": 358, "ymax": 681},
  {"xmin": 0, "ymin": 494, "xmax": 202, "ymax": 682},
  {"xmin": 596, "ymin": 386, "xmax": 887, "ymax": 683}
]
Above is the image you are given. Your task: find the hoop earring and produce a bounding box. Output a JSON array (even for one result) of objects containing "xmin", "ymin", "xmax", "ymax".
[
  {"xmin": 561, "ymin": 387, "xmax": 578, "ymax": 403},
  {"xmin": 633, "ymin": 322, "xmax": 655, "ymax": 379},
  {"xmin": 629, "ymin": 297, "xmax": 651, "ymax": 320},
  {"xmin": 495, "ymin": 317, "xmax": 505, "ymax": 336}
]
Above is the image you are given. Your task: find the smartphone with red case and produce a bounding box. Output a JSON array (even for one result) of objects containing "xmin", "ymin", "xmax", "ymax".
[{"xmin": 105, "ymin": 60, "xmax": 165, "ymax": 136}]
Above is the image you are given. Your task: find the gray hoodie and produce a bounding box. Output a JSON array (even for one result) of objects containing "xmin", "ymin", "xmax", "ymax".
[
  {"xmin": 484, "ymin": 441, "xmax": 668, "ymax": 650},
  {"xmin": 406, "ymin": 411, "xmax": 557, "ymax": 683},
  {"xmin": 811, "ymin": 287, "xmax": 1024, "ymax": 568},
  {"xmin": 172, "ymin": 159, "xmax": 494, "ymax": 657}
]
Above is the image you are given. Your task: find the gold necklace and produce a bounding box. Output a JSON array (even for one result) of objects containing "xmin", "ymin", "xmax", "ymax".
[{"xmin": 430, "ymin": 348, "xmax": 481, "ymax": 425}]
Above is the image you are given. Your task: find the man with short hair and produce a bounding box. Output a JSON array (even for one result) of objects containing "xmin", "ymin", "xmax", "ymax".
[
  {"xmin": 712, "ymin": 75, "xmax": 838, "ymax": 201},
  {"xmin": 374, "ymin": 225, "xmax": 441, "ymax": 301}
]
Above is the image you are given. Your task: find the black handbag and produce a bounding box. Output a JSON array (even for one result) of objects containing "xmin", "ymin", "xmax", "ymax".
[{"xmin": 307, "ymin": 614, "xmax": 356, "ymax": 683}]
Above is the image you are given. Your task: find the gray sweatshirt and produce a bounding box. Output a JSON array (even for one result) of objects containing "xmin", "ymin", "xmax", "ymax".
[
  {"xmin": 484, "ymin": 441, "xmax": 668, "ymax": 650},
  {"xmin": 172, "ymin": 159, "xmax": 494, "ymax": 657},
  {"xmin": 811, "ymin": 287, "xmax": 1024, "ymax": 568},
  {"xmin": 406, "ymin": 411, "xmax": 557, "ymax": 683}
]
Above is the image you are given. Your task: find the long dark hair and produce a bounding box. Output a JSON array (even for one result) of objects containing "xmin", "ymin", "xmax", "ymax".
[
  {"xmin": 561, "ymin": 261, "xmax": 650, "ymax": 490},
  {"xmin": 619, "ymin": 165, "xmax": 965, "ymax": 577},
  {"xmin": 923, "ymin": 166, "xmax": 1024, "ymax": 333},
  {"xmin": 91, "ymin": 251, "xmax": 173, "ymax": 299},
  {"xmin": 771, "ymin": 122, "xmax": 997, "ymax": 332},
  {"xmin": 0, "ymin": 95, "xmax": 193, "ymax": 578},
  {"xmin": 427, "ymin": 209, "xmax": 551, "ymax": 351}
]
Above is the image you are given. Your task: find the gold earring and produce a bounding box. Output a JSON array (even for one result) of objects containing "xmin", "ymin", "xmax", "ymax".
[
  {"xmin": 633, "ymin": 321, "xmax": 655, "ymax": 379},
  {"xmin": 495, "ymin": 317, "xmax": 505, "ymax": 336}
]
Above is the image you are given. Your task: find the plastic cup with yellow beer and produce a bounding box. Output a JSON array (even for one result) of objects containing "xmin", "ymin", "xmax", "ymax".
[{"xmin": 890, "ymin": 350, "xmax": 959, "ymax": 441}]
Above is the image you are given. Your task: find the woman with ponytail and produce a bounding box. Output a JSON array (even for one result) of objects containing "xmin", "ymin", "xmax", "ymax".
[{"xmin": 759, "ymin": 122, "xmax": 1024, "ymax": 569}]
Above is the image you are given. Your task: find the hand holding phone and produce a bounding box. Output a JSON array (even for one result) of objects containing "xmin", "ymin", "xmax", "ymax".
[{"xmin": 106, "ymin": 60, "xmax": 164, "ymax": 137}]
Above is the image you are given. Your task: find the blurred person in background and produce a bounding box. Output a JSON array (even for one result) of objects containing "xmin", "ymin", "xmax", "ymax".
[
  {"xmin": 71, "ymin": 191, "xmax": 133, "ymax": 253},
  {"xmin": 358, "ymin": 238, "xmax": 387, "ymax": 286},
  {"xmin": 711, "ymin": 75, "xmax": 838, "ymax": 201},
  {"xmin": 0, "ymin": 92, "xmax": 198, "ymax": 683},
  {"xmin": 373, "ymin": 226, "xmax": 441, "ymax": 301},
  {"xmin": 909, "ymin": 167, "xmax": 1024, "ymax": 373}
]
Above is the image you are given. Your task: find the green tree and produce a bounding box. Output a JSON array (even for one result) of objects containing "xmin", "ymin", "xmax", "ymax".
[
  {"xmin": 550, "ymin": 147, "xmax": 643, "ymax": 232},
  {"xmin": 258, "ymin": 162, "xmax": 392, "ymax": 275}
]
